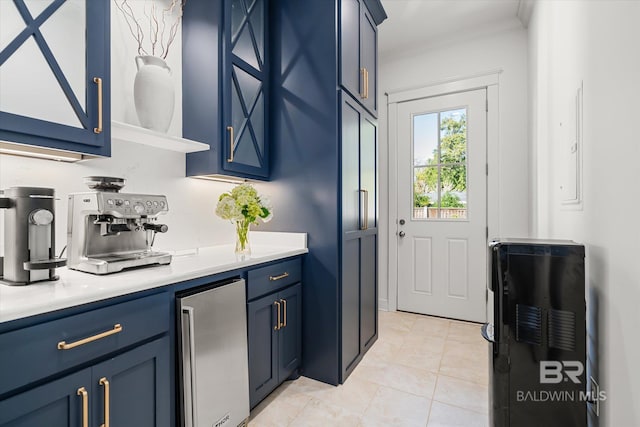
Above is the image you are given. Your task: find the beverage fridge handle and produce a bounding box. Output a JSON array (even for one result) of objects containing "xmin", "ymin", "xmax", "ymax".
[
  {"xmin": 495, "ymin": 246, "xmax": 506, "ymax": 342},
  {"xmin": 181, "ymin": 306, "xmax": 198, "ymax": 427}
]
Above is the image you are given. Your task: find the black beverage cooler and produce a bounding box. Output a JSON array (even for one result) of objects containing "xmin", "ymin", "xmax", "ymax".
[{"xmin": 482, "ymin": 239, "xmax": 587, "ymax": 426}]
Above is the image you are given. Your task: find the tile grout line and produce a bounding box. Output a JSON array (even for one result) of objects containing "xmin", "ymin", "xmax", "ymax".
[
  {"xmin": 285, "ymin": 395, "xmax": 315, "ymax": 427},
  {"xmin": 425, "ymin": 374, "xmax": 440, "ymax": 426},
  {"xmin": 430, "ymin": 397, "xmax": 489, "ymax": 417}
]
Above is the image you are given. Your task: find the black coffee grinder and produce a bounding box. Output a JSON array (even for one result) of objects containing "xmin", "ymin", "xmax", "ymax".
[{"xmin": 0, "ymin": 187, "xmax": 67, "ymax": 285}]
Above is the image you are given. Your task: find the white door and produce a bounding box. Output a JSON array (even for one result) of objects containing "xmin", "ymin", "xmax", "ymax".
[{"xmin": 396, "ymin": 89, "xmax": 487, "ymax": 322}]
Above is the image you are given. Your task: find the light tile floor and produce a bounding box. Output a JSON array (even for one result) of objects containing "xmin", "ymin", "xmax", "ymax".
[{"xmin": 249, "ymin": 310, "xmax": 489, "ymax": 427}]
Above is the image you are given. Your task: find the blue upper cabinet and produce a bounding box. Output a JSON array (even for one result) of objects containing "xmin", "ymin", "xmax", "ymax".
[
  {"xmin": 340, "ymin": 0, "xmax": 379, "ymax": 117},
  {"xmin": 185, "ymin": 0, "xmax": 269, "ymax": 180},
  {"xmin": 0, "ymin": 0, "xmax": 110, "ymax": 157}
]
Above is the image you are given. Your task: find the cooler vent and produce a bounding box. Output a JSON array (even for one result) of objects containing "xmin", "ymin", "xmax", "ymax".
[
  {"xmin": 548, "ymin": 309, "xmax": 576, "ymax": 351},
  {"xmin": 516, "ymin": 304, "xmax": 542, "ymax": 345}
]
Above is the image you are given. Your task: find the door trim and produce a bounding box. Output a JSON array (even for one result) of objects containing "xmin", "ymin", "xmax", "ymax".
[{"xmin": 386, "ymin": 72, "xmax": 500, "ymax": 316}]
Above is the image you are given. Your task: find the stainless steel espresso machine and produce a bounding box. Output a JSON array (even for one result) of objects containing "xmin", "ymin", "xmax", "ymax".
[
  {"xmin": 67, "ymin": 176, "xmax": 172, "ymax": 274},
  {"xmin": 0, "ymin": 187, "xmax": 67, "ymax": 285}
]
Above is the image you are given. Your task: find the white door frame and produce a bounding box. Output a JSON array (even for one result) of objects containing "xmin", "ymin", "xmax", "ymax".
[{"xmin": 386, "ymin": 70, "xmax": 501, "ymax": 317}]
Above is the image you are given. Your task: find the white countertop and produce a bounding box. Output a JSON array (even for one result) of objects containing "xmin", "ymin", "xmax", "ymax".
[{"xmin": 0, "ymin": 232, "xmax": 307, "ymax": 324}]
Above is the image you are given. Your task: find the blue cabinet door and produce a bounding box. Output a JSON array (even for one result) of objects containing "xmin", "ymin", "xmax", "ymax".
[
  {"xmin": 0, "ymin": 368, "xmax": 92, "ymax": 427},
  {"xmin": 339, "ymin": 0, "xmax": 378, "ymax": 117},
  {"xmin": 0, "ymin": 0, "xmax": 110, "ymax": 157},
  {"xmin": 91, "ymin": 337, "xmax": 171, "ymax": 427},
  {"xmin": 360, "ymin": 233, "xmax": 377, "ymax": 351},
  {"xmin": 278, "ymin": 283, "xmax": 302, "ymax": 382},
  {"xmin": 247, "ymin": 292, "xmax": 278, "ymax": 408},
  {"xmin": 184, "ymin": 0, "xmax": 268, "ymax": 180},
  {"xmin": 360, "ymin": 7, "xmax": 377, "ymax": 115},
  {"xmin": 340, "ymin": 91, "xmax": 378, "ymax": 382},
  {"xmin": 223, "ymin": 0, "xmax": 269, "ymax": 178},
  {"xmin": 340, "ymin": 0, "xmax": 361, "ymax": 98},
  {"xmin": 341, "ymin": 237, "xmax": 361, "ymax": 379}
]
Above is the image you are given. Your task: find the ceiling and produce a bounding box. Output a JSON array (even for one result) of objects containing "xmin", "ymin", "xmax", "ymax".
[{"xmin": 378, "ymin": 0, "xmax": 528, "ymax": 59}]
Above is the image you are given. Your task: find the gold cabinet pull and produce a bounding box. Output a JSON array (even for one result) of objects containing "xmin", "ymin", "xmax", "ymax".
[
  {"xmin": 227, "ymin": 126, "xmax": 234, "ymax": 162},
  {"xmin": 99, "ymin": 377, "xmax": 110, "ymax": 427},
  {"xmin": 274, "ymin": 301, "xmax": 281, "ymax": 330},
  {"xmin": 57, "ymin": 324, "xmax": 123, "ymax": 350},
  {"xmin": 280, "ymin": 299, "xmax": 287, "ymax": 328},
  {"xmin": 363, "ymin": 189, "xmax": 369, "ymax": 229},
  {"xmin": 360, "ymin": 68, "xmax": 366, "ymax": 99},
  {"xmin": 364, "ymin": 68, "xmax": 369, "ymax": 99},
  {"xmin": 93, "ymin": 77, "xmax": 103, "ymax": 134},
  {"xmin": 269, "ymin": 272, "xmax": 289, "ymax": 281},
  {"xmin": 77, "ymin": 387, "xmax": 89, "ymax": 427}
]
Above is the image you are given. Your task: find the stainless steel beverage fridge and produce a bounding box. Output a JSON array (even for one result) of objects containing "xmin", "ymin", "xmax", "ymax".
[{"xmin": 482, "ymin": 239, "xmax": 587, "ymax": 426}]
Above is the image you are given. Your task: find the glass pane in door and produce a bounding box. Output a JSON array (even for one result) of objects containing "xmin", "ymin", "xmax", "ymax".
[
  {"xmin": 0, "ymin": 36, "xmax": 82, "ymax": 127},
  {"xmin": 412, "ymin": 108, "xmax": 468, "ymax": 220},
  {"xmin": 413, "ymin": 112, "xmax": 438, "ymax": 166},
  {"xmin": 0, "ymin": 0, "xmax": 86, "ymax": 128},
  {"xmin": 0, "ymin": 1, "xmax": 26, "ymax": 52},
  {"xmin": 231, "ymin": 0, "xmax": 257, "ymax": 69},
  {"xmin": 39, "ymin": 0, "xmax": 86, "ymax": 111},
  {"xmin": 234, "ymin": 126, "xmax": 261, "ymax": 167},
  {"xmin": 248, "ymin": 0, "xmax": 264, "ymax": 68},
  {"xmin": 440, "ymin": 165, "xmax": 467, "ymax": 219}
]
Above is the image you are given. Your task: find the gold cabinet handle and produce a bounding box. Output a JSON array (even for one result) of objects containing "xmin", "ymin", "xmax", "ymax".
[
  {"xmin": 365, "ymin": 68, "xmax": 369, "ymax": 99},
  {"xmin": 77, "ymin": 387, "xmax": 89, "ymax": 427},
  {"xmin": 280, "ymin": 298, "xmax": 287, "ymax": 328},
  {"xmin": 360, "ymin": 68, "xmax": 366, "ymax": 99},
  {"xmin": 269, "ymin": 272, "xmax": 289, "ymax": 281},
  {"xmin": 364, "ymin": 189, "xmax": 369, "ymax": 229},
  {"xmin": 227, "ymin": 126, "xmax": 234, "ymax": 162},
  {"xmin": 93, "ymin": 77, "xmax": 103, "ymax": 134},
  {"xmin": 99, "ymin": 377, "xmax": 110, "ymax": 427},
  {"xmin": 274, "ymin": 301, "xmax": 281, "ymax": 330},
  {"xmin": 57, "ymin": 324, "xmax": 123, "ymax": 350}
]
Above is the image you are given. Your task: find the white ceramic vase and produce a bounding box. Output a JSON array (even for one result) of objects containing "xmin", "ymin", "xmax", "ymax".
[{"xmin": 133, "ymin": 55, "xmax": 175, "ymax": 133}]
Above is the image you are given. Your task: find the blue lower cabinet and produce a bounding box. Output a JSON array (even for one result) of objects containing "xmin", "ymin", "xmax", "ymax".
[
  {"xmin": 247, "ymin": 292, "xmax": 279, "ymax": 408},
  {"xmin": 278, "ymin": 283, "xmax": 302, "ymax": 383},
  {"xmin": 247, "ymin": 282, "xmax": 302, "ymax": 408},
  {"xmin": 0, "ymin": 368, "xmax": 92, "ymax": 427},
  {"xmin": 92, "ymin": 337, "xmax": 171, "ymax": 427},
  {"xmin": 0, "ymin": 336, "xmax": 170, "ymax": 427}
]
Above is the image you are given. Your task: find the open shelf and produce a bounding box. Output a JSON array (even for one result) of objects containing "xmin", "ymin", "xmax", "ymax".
[{"xmin": 111, "ymin": 121, "xmax": 210, "ymax": 153}]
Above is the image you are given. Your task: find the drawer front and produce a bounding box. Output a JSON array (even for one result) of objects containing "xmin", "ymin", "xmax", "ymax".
[
  {"xmin": 247, "ymin": 259, "xmax": 301, "ymax": 301},
  {"xmin": 0, "ymin": 292, "xmax": 169, "ymax": 396}
]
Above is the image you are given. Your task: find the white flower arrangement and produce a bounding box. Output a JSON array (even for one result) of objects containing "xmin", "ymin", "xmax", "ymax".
[{"xmin": 216, "ymin": 183, "xmax": 272, "ymax": 255}]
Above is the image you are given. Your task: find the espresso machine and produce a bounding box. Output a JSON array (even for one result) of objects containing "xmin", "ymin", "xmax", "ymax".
[
  {"xmin": 0, "ymin": 187, "xmax": 67, "ymax": 285},
  {"xmin": 67, "ymin": 176, "xmax": 171, "ymax": 274}
]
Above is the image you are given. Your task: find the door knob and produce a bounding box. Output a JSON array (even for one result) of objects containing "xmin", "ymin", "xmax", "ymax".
[{"xmin": 398, "ymin": 231, "xmax": 406, "ymax": 238}]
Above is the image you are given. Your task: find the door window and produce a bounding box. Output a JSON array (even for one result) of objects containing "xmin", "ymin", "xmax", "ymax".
[{"xmin": 412, "ymin": 108, "xmax": 468, "ymax": 220}]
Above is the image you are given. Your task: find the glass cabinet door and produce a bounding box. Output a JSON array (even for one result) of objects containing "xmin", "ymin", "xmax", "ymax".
[
  {"xmin": 224, "ymin": 0, "xmax": 268, "ymax": 177},
  {"xmin": 0, "ymin": 0, "xmax": 109, "ymax": 156}
]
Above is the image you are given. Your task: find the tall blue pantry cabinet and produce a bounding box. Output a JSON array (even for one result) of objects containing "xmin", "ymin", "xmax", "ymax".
[{"xmin": 265, "ymin": 0, "xmax": 386, "ymax": 384}]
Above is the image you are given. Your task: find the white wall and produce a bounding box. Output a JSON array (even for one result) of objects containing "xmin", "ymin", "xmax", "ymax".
[
  {"xmin": 0, "ymin": 141, "xmax": 242, "ymax": 254},
  {"xmin": 529, "ymin": 1, "xmax": 640, "ymax": 425},
  {"xmin": 378, "ymin": 27, "xmax": 530, "ymax": 309},
  {"xmin": 111, "ymin": 0, "xmax": 183, "ymax": 136}
]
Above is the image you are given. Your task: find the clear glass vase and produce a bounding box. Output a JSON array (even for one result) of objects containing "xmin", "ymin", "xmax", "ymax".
[{"xmin": 235, "ymin": 220, "xmax": 251, "ymax": 259}]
